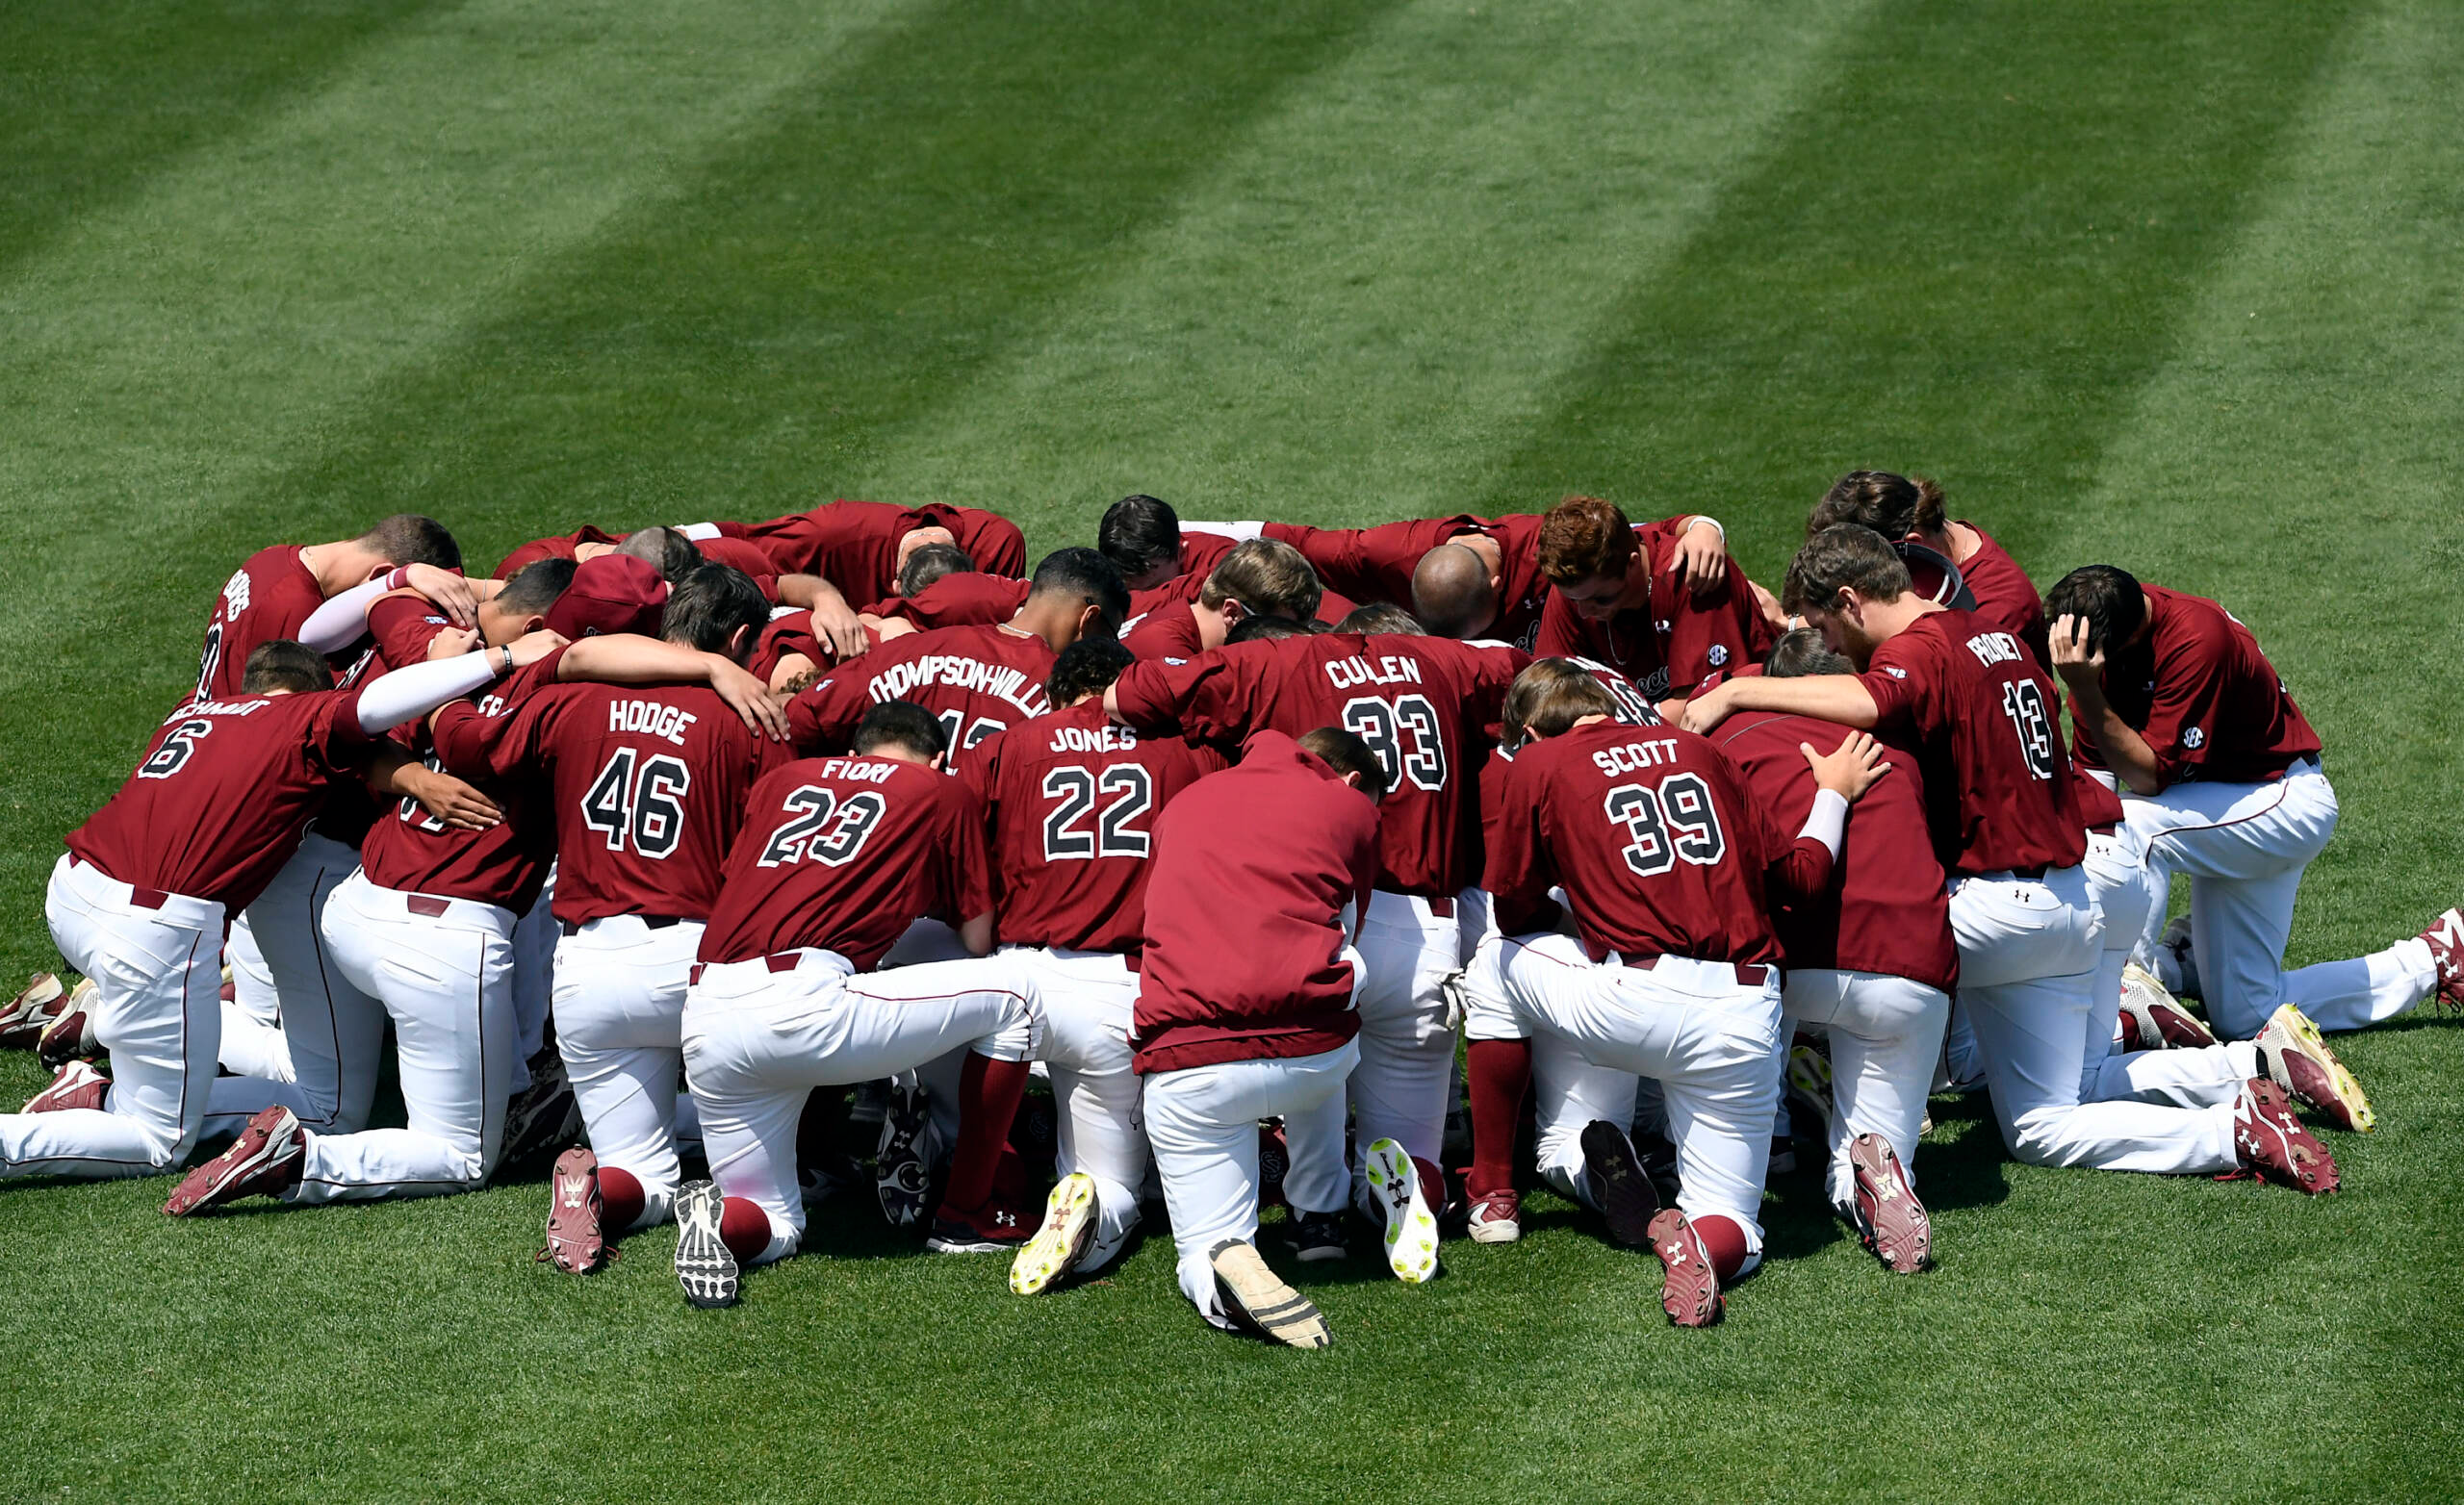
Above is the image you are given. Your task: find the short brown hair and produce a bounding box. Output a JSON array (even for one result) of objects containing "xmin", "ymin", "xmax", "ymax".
[
  {"xmin": 1198, "ymin": 538, "xmax": 1322, "ymax": 621},
  {"xmin": 241, "ymin": 640, "xmax": 329, "ymax": 695},
  {"xmin": 1783, "ymin": 525, "xmax": 1912, "ymax": 615},
  {"xmin": 1297, "ymin": 725, "xmax": 1391, "ymax": 800},
  {"xmin": 1535, "ymin": 496, "xmax": 1637, "ymax": 586},
  {"xmin": 1502, "ymin": 659, "xmax": 1618, "ymax": 751},
  {"xmin": 1808, "ymin": 472, "xmax": 1946, "ymax": 541},
  {"xmin": 1334, "ymin": 601, "xmax": 1424, "ymax": 637},
  {"xmin": 1764, "ymin": 627, "xmax": 1855, "ymax": 678}
]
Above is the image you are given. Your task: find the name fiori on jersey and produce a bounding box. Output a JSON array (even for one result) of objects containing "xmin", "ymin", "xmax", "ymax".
[
  {"xmin": 1047, "ymin": 723, "xmax": 1141, "ymax": 754},
  {"xmin": 607, "ymin": 699, "xmax": 700, "ymax": 746},
  {"xmin": 1322, "ymin": 653, "xmax": 1425, "ymax": 690},
  {"xmin": 1965, "ymin": 630, "xmax": 2026, "ymax": 667},
  {"xmin": 813, "ymin": 757, "xmax": 899, "ymax": 783},
  {"xmin": 1591, "ymin": 737, "xmax": 1683, "ymax": 778},
  {"xmin": 866, "ymin": 654, "xmax": 1048, "ymax": 719}
]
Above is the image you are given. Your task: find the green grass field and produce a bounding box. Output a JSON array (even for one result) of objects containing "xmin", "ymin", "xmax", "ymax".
[{"xmin": 4, "ymin": 1, "xmax": 2461, "ymax": 1498}]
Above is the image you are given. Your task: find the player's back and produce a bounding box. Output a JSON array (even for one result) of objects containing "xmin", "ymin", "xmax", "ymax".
[
  {"xmin": 194, "ymin": 546, "xmax": 335, "ymax": 702},
  {"xmin": 700, "ymin": 754, "xmax": 987, "ymax": 972},
  {"xmin": 787, "ymin": 622, "xmax": 1055, "ymax": 758},
  {"xmin": 1709, "ymin": 710, "xmax": 1955, "ymax": 993},
  {"xmin": 66, "ymin": 688, "xmax": 371, "ymax": 913},
  {"xmin": 1494, "ymin": 718, "xmax": 1791, "ymax": 969},
  {"xmin": 1865, "ymin": 608, "xmax": 2084, "ymax": 876},
  {"xmin": 1113, "ymin": 631, "xmax": 1522, "ymax": 898},
  {"xmin": 967, "ymin": 701, "xmax": 1228, "ymax": 954},
  {"xmin": 491, "ymin": 681, "xmax": 782, "ymax": 925}
]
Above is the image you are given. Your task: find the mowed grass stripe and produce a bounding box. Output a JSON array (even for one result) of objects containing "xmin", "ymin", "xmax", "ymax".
[
  {"xmin": 1469, "ymin": 0, "xmax": 2363, "ymax": 580},
  {"xmin": 832, "ymin": 0, "xmax": 1873, "ymax": 529},
  {"xmin": 0, "ymin": 0, "xmax": 444, "ymax": 275},
  {"xmin": 2044, "ymin": 0, "xmax": 2464, "ymax": 949},
  {"xmin": 258, "ymin": 0, "xmax": 1414, "ymax": 580},
  {"xmin": 0, "ymin": 0, "xmax": 918, "ymax": 949}
]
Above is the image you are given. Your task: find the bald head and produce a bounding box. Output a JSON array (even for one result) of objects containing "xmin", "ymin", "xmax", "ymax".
[{"xmin": 1411, "ymin": 542, "xmax": 1498, "ymax": 639}]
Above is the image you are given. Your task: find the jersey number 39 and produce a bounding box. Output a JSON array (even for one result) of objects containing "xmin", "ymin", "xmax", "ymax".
[{"xmin": 1604, "ymin": 771, "xmax": 1727, "ymax": 877}]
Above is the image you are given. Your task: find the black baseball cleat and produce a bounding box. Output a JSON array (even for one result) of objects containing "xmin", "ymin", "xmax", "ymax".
[
  {"xmin": 874, "ymin": 1077, "xmax": 937, "ymax": 1230},
  {"xmin": 1580, "ymin": 1120, "xmax": 1660, "ymax": 1247},
  {"xmin": 1283, "ymin": 1210, "xmax": 1348, "ymax": 1263},
  {"xmin": 673, "ymin": 1180, "xmax": 740, "ymax": 1309}
]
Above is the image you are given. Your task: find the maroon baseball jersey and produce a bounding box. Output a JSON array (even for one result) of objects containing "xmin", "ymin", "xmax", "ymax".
[
  {"xmin": 960, "ymin": 700, "xmax": 1229, "ymax": 954},
  {"xmin": 1952, "ymin": 522, "xmax": 2048, "ymax": 668},
  {"xmin": 1132, "ymin": 731, "xmax": 1381, "ymax": 1075},
  {"xmin": 698, "ymin": 755, "xmax": 991, "ymax": 971},
  {"xmin": 193, "ymin": 546, "xmax": 374, "ymax": 703},
  {"xmin": 1120, "ymin": 599, "xmax": 1204, "ymax": 661},
  {"xmin": 493, "ymin": 526, "xmax": 623, "ymax": 582},
  {"xmin": 368, "ymin": 594, "xmax": 454, "ymax": 673},
  {"xmin": 1112, "ymin": 633, "xmax": 1524, "ymax": 897},
  {"xmin": 1533, "ymin": 518, "xmax": 1774, "ymax": 701},
  {"xmin": 786, "ymin": 623, "xmax": 1057, "ymax": 760},
  {"xmin": 751, "ymin": 611, "xmax": 884, "ymax": 686},
  {"xmin": 1860, "ymin": 608, "xmax": 2086, "ymax": 876},
  {"xmin": 66, "ymin": 687, "xmax": 379, "ymax": 913},
  {"xmin": 1176, "ymin": 529, "xmax": 1239, "ymax": 584},
  {"xmin": 362, "ymin": 649, "xmax": 569, "ymax": 913},
  {"xmin": 438, "ymin": 680, "xmax": 784, "ymax": 926},
  {"xmin": 722, "ymin": 500, "xmax": 1026, "ymax": 599},
  {"xmin": 2068, "ymin": 584, "xmax": 2322, "ymax": 789},
  {"xmin": 493, "ymin": 527, "xmax": 782, "ymax": 599},
  {"xmin": 1265, "ymin": 513, "xmax": 1552, "ymax": 647},
  {"xmin": 1485, "ymin": 718, "xmax": 1831, "ymax": 967},
  {"xmin": 1707, "ymin": 710, "xmax": 1956, "ymax": 994},
  {"xmin": 865, "ymin": 573, "xmax": 1031, "ymax": 630}
]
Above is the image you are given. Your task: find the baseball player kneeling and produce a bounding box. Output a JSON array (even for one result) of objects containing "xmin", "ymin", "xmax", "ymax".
[
  {"xmin": 672, "ymin": 702, "xmax": 1039, "ymax": 1308},
  {"xmin": 1461, "ymin": 659, "xmax": 1888, "ymax": 1326}
]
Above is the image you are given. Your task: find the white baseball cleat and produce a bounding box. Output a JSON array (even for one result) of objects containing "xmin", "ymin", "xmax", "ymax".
[
  {"xmin": 2118, "ymin": 963, "xmax": 2217, "ymax": 1051},
  {"xmin": 673, "ymin": 1180, "xmax": 740, "ymax": 1309},
  {"xmin": 1009, "ymin": 1172, "xmax": 1098, "ymax": 1295},
  {"xmin": 1465, "ymin": 1188, "xmax": 1522, "ymax": 1244},
  {"xmin": 1361, "ymin": 1137, "xmax": 1439, "ymax": 1284}
]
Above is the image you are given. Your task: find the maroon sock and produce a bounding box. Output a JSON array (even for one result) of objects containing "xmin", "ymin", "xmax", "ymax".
[
  {"xmin": 597, "ymin": 1165, "xmax": 646, "ymax": 1231},
  {"xmin": 1466, "ymin": 1038, "xmax": 1531, "ymax": 1200},
  {"xmin": 942, "ymin": 1052, "xmax": 1030, "ymax": 1215},
  {"xmin": 1695, "ymin": 1212, "xmax": 1752, "ymax": 1283},
  {"xmin": 1411, "ymin": 1155, "xmax": 1446, "ymax": 1213},
  {"xmin": 718, "ymin": 1196, "xmax": 773, "ymax": 1263}
]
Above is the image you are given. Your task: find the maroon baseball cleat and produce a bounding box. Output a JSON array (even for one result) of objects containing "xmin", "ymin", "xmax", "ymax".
[
  {"xmin": 163, "ymin": 1106, "xmax": 303, "ymax": 1215},
  {"xmin": 1646, "ymin": 1208, "xmax": 1723, "ymax": 1328},
  {"xmin": 23, "ymin": 1059, "xmax": 108, "ymax": 1114},
  {"xmin": 2420, "ymin": 908, "xmax": 2464, "ymax": 1009},
  {"xmin": 2117, "ymin": 965, "xmax": 2216, "ymax": 1051},
  {"xmin": 540, "ymin": 1147, "xmax": 609, "ymax": 1273},
  {"xmin": 35, "ymin": 1003, "xmax": 99, "ymax": 1073},
  {"xmin": 0, "ymin": 973, "xmax": 65, "ymax": 1046},
  {"xmin": 2230, "ymin": 1080, "xmax": 2339, "ymax": 1195},
  {"xmin": 1466, "ymin": 1187, "xmax": 1522, "ymax": 1244},
  {"xmin": 1849, "ymin": 1134, "xmax": 1933, "ymax": 1274}
]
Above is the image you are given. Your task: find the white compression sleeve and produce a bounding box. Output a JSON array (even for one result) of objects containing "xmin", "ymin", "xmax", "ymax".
[
  {"xmin": 355, "ymin": 652, "xmax": 498, "ymax": 733},
  {"xmin": 1181, "ymin": 520, "xmax": 1267, "ymax": 543},
  {"xmin": 298, "ymin": 577, "xmax": 390, "ymax": 654},
  {"xmin": 1795, "ymin": 789, "xmax": 1849, "ymax": 860}
]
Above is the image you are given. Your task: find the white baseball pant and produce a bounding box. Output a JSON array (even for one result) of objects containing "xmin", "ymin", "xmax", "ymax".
[
  {"xmin": 682, "ymin": 950, "xmax": 1039, "ymax": 1264},
  {"xmin": 508, "ymin": 870, "xmax": 558, "ymax": 1092},
  {"xmin": 1348, "ymin": 889, "xmax": 1463, "ymax": 1205},
  {"xmin": 554, "ymin": 914, "xmax": 703, "ymax": 1230},
  {"xmin": 999, "ymin": 946, "xmax": 1148, "ymax": 1266},
  {"xmin": 2, "ymin": 856, "xmax": 225, "ymax": 1179},
  {"xmin": 1463, "ymin": 929, "xmax": 1781, "ymax": 1269},
  {"xmin": 2124, "ymin": 761, "xmax": 2434, "ymax": 1036},
  {"xmin": 1953, "ymin": 868, "xmax": 2236, "ymax": 1174},
  {"xmin": 2075, "ymin": 825, "xmax": 2261, "ymax": 1107},
  {"xmin": 1142, "ymin": 1037, "xmax": 1359, "ymax": 1328},
  {"xmin": 1530, "ymin": 1030, "xmax": 1640, "ymax": 1208},
  {"xmin": 205, "ymin": 831, "xmax": 386, "ymax": 1136},
  {"xmin": 299, "ymin": 873, "xmax": 515, "ymax": 1202},
  {"xmin": 1782, "ymin": 968, "xmax": 1950, "ymax": 1214}
]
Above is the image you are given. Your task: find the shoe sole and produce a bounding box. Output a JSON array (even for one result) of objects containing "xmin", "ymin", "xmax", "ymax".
[
  {"xmin": 1579, "ymin": 1121, "xmax": 1659, "ymax": 1247},
  {"xmin": 1848, "ymin": 1134, "xmax": 1933, "ymax": 1274},
  {"xmin": 1646, "ymin": 1209, "xmax": 1723, "ymax": 1328},
  {"xmin": 2236, "ymin": 1081, "xmax": 2340, "ymax": 1195},
  {"xmin": 1362, "ymin": 1138, "xmax": 1438, "ymax": 1285},
  {"xmin": 1010, "ymin": 1173, "xmax": 1098, "ymax": 1295},
  {"xmin": 1465, "ymin": 1212, "xmax": 1521, "ymax": 1245},
  {"xmin": 2263, "ymin": 1006, "xmax": 2375, "ymax": 1134},
  {"xmin": 674, "ymin": 1181, "xmax": 740, "ymax": 1309},
  {"xmin": 875, "ymin": 1087, "xmax": 933, "ymax": 1229},
  {"xmin": 1209, "ymin": 1240, "xmax": 1329, "ymax": 1349},
  {"xmin": 163, "ymin": 1107, "xmax": 300, "ymax": 1216},
  {"xmin": 924, "ymin": 1232, "xmax": 1023, "ymax": 1254},
  {"xmin": 545, "ymin": 1147, "xmax": 607, "ymax": 1274}
]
